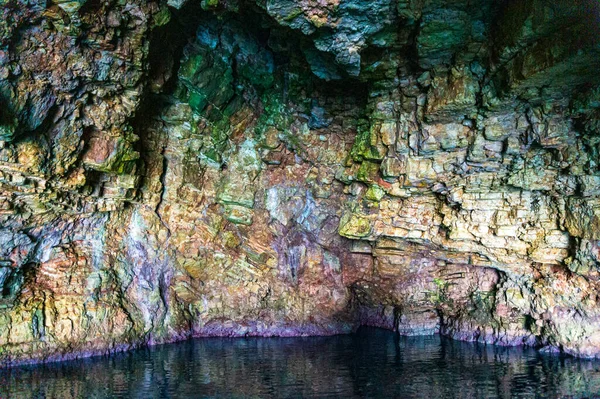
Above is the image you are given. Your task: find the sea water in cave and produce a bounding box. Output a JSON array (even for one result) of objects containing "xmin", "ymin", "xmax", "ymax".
[
  {"xmin": 2, "ymin": 327, "xmax": 600, "ymax": 398},
  {"xmin": 1, "ymin": 0, "xmax": 600, "ymax": 397}
]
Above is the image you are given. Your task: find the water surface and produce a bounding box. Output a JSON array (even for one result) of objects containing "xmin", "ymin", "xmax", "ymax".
[{"xmin": 1, "ymin": 327, "xmax": 600, "ymax": 398}]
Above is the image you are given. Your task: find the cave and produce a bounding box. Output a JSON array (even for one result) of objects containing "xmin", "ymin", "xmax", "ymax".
[{"xmin": 1, "ymin": 0, "xmax": 600, "ymax": 396}]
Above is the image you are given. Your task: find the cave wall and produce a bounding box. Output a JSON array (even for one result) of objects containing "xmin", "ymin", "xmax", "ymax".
[{"xmin": 0, "ymin": 0, "xmax": 599, "ymax": 364}]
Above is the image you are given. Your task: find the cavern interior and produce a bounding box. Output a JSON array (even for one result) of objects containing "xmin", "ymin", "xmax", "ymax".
[{"xmin": 1, "ymin": 0, "xmax": 600, "ymax": 396}]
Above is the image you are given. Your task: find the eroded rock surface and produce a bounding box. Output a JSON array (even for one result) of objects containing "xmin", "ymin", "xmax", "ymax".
[{"xmin": 0, "ymin": 0, "xmax": 599, "ymax": 364}]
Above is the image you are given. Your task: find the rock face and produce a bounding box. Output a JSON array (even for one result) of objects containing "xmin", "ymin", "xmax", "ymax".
[{"xmin": 0, "ymin": 0, "xmax": 599, "ymax": 365}]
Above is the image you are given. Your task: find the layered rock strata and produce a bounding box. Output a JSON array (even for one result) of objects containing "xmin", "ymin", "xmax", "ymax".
[{"xmin": 0, "ymin": 0, "xmax": 599, "ymax": 364}]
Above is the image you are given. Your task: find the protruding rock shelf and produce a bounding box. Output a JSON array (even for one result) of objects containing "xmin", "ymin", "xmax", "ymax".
[{"xmin": 0, "ymin": 0, "xmax": 599, "ymax": 365}]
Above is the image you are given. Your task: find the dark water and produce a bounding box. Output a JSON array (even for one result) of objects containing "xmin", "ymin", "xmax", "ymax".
[{"xmin": 1, "ymin": 328, "xmax": 600, "ymax": 399}]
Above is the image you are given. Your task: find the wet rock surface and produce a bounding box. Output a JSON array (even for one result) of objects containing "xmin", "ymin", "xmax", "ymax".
[{"xmin": 0, "ymin": 0, "xmax": 599, "ymax": 365}]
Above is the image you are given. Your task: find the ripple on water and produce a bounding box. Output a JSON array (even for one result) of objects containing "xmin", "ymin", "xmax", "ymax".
[{"xmin": 1, "ymin": 327, "xmax": 600, "ymax": 398}]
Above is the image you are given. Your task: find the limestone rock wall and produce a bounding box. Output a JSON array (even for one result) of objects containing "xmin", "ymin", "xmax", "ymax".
[{"xmin": 0, "ymin": 0, "xmax": 599, "ymax": 365}]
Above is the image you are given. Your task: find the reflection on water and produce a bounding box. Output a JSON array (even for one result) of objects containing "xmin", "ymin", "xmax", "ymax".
[{"xmin": 1, "ymin": 327, "xmax": 600, "ymax": 398}]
